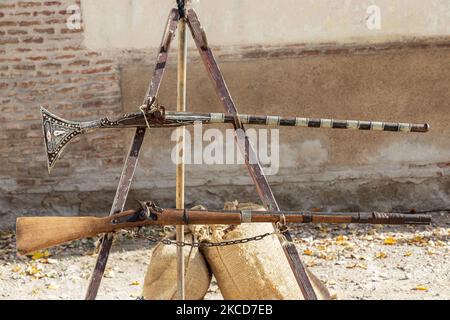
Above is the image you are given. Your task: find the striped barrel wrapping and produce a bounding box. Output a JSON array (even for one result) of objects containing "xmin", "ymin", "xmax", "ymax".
[{"xmin": 212, "ymin": 113, "xmax": 428, "ymax": 132}]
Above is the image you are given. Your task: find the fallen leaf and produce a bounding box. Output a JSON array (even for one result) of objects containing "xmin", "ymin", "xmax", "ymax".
[
  {"xmin": 346, "ymin": 262, "xmax": 368, "ymax": 270},
  {"xmin": 436, "ymin": 240, "xmax": 446, "ymax": 247},
  {"xmin": 11, "ymin": 265, "xmax": 22, "ymax": 273},
  {"xmin": 413, "ymin": 286, "xmax": 429, "ymax": 291},
  {"xmin": 31, "ymin": 250, "xmax": 51, "ymax": 261},
  {"xmin": 404, "ymin": 251, "xmax": 412, "ymax": 257},
  {"xmin": 44, "ymin": 270, "xmax": 58, "ymax": 278},
  {"xmin": 306, "ymin": 261, "xmax": 317, "ymax": 267},
  {"xmin": 375, "ymin": 252, "xmax": 388, "ymax": 259},
  {"xmin": 303, "ymin": 249, "xmax": 314, "ymax": 256},
  {"xmin": 26, "ymin": 265, "xmax": 41, "ymax": 276},
  {"xmin": 315, "ymin": 245, "xmax": 328, "ymax": 251},
  {"xmin": 104, "ymin": 270, "xmax": 115, "ymax": 278},
  {"xmin": 336, "ymin": 235, "xmax": 349, "ymax": 246},
  {"xmin": 357, "ymin": 263, "xmax": 368, "ymax": 270},
  {"xmin": 409, "ymin": 235, "xmax": 426, "ymax": 246},
  {"xmin": 31, "ymin": 252, "xmax": 44, "ymax": 260},
  {"xmin": 130, "ymin": 281, "xmax": 140, "ymax": 286},
  {"xmin": 30, "ymin": 288, "xmax": 40, "ymax": 296},
  {"xmin": 317, "ymin": 252, "xmax": 334, "ymax": 260},
  {"xmin": 383, "ymin": 237, "xmax": 397, "ymax": 245}
]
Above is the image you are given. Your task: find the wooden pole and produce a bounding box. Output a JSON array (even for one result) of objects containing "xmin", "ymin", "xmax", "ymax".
[{"xmin": 176, "ymin": 11, "xmax": 188, "ymax": 301}]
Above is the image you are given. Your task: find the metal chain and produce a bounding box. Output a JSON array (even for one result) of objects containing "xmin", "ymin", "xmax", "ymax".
[
  {"xmin": 163, "ymin": 232, "xmax": 274, "ymax": 248},
  {"xmin": 135, "ymin": 229, "xmax": 280, "ymax": 248},
  {"xmin": 130, "ymin": 210, "xmax": 291, "ymax": 248}
]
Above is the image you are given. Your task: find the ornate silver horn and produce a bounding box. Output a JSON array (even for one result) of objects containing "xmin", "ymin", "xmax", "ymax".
[{"xmin": 41, "ymin": 107, "xmax": 83, "ymax": 172}]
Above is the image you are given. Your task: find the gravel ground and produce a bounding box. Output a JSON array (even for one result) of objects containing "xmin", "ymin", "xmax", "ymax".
[{"xmin": 0, "ymin": 212, "xmax": 448, "ymax": 300}]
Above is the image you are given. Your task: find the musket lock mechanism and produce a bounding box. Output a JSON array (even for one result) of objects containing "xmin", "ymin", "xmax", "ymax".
[
  {"xmin": 140, "ymin": 97, "xmax": 166, "ymax": 128},
  {"xmin": 111, "ymin": 201, "xmax": 163, "ymax": 225},
  {"xmin": 140, "ymin": 201, "xmax": 164, "ymax": 221}
]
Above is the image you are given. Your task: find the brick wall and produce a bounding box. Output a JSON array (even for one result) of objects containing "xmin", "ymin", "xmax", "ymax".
[{"xmin": 1, "ymin": 0, "xmax": 124, "ymax": 227}]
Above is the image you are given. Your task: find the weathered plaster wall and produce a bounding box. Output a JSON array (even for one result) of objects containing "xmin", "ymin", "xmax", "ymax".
[
  {"xmin": 118, "ymin": 44, "xmax": 450, "ymax": 214},
  {"xmin": 81, "ymin": 0, "xmax": 450, "ymax": 49},
  {"xmin": 1, "ymin": 0, "xmax": 450, "ymax": 229}
]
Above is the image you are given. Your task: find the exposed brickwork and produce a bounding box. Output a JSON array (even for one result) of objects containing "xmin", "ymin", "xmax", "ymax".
[{"xmin": 0, "ymin": 0, "xmax": 124, "ymax": 218}]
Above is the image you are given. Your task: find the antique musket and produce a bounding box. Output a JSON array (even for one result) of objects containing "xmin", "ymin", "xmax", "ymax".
[
  {"xmin": 41, "ymin": 106, "xmax": 430, "ymax": 171},
  {"xmin": 16, "ymin": 201, "xmax": 431, "ymax": 255}
]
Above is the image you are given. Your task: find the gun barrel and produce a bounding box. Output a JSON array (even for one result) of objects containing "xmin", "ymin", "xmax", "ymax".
[
  {"xmin": 16, "ymin": 206, "xmax": 431, "ymax": 255},
  {"xmin": 178, "ymin": 113, "xmax": 430, "ymax": 133},
  {"xmin": 146, "ymin": 209, "xmax": 431, "ymax": 225}
]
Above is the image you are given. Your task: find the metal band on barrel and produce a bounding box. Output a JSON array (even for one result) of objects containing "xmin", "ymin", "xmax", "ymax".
[
  {"xmin": 239, "ymin": 114, "xmax": 250, "ymax": 124},
  {"xmin": 399, "ymin": 123, "xmax": 412, "ymax": 132},
  {"xmin": 241, "ymin": 210, "xmax": 252, "ymax": 223},
  {"xmin": 347, "ymin": 120, "xmax": 358, "ymax": 129},
  {"xmin": 295, "ymin": 117, "xmax": 309, "ymax": 127},
  {"xmin": 371, "ymin": 121, "xmax": 384, "ymax": 131},
  {"xmin": 210, "ymin": 113, "xmax": 224, "ymax": 123},
  {"xmin": 321, "ymin": 119, "xmax": 333, "ymax": 128},
  {"xmin": 266, "ymin": 116, "xmax": 280, "ymax": 125}
]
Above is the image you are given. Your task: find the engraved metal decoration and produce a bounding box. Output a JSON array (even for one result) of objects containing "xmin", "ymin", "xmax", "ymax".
[{"xmin": 41, "ymin": 107, "xmax": 83, "ymax": 171}]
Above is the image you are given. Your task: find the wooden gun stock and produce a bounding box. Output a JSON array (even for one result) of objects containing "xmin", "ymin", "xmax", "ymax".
[
  {"xmin": 16, "ymin": 208, "xmax": 431, "ymax": 255},
  {"xmin": 16, "ymin": 215, "xmax": 116, "ymax": 255}
]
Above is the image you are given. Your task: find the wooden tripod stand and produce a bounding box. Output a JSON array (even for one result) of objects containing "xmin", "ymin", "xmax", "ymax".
[{"xmin": 84, "ymin": 4, "xmax": 318, "ymax": 300}]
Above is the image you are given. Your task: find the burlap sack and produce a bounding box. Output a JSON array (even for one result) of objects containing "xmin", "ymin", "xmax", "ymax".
[
  {"xmin": 142, "ymin": 232, "xmax": 212, "ymax": 300},
  {"xmin": 200, "ymin": 202, "xmax": 331, "ymax": 300}
]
